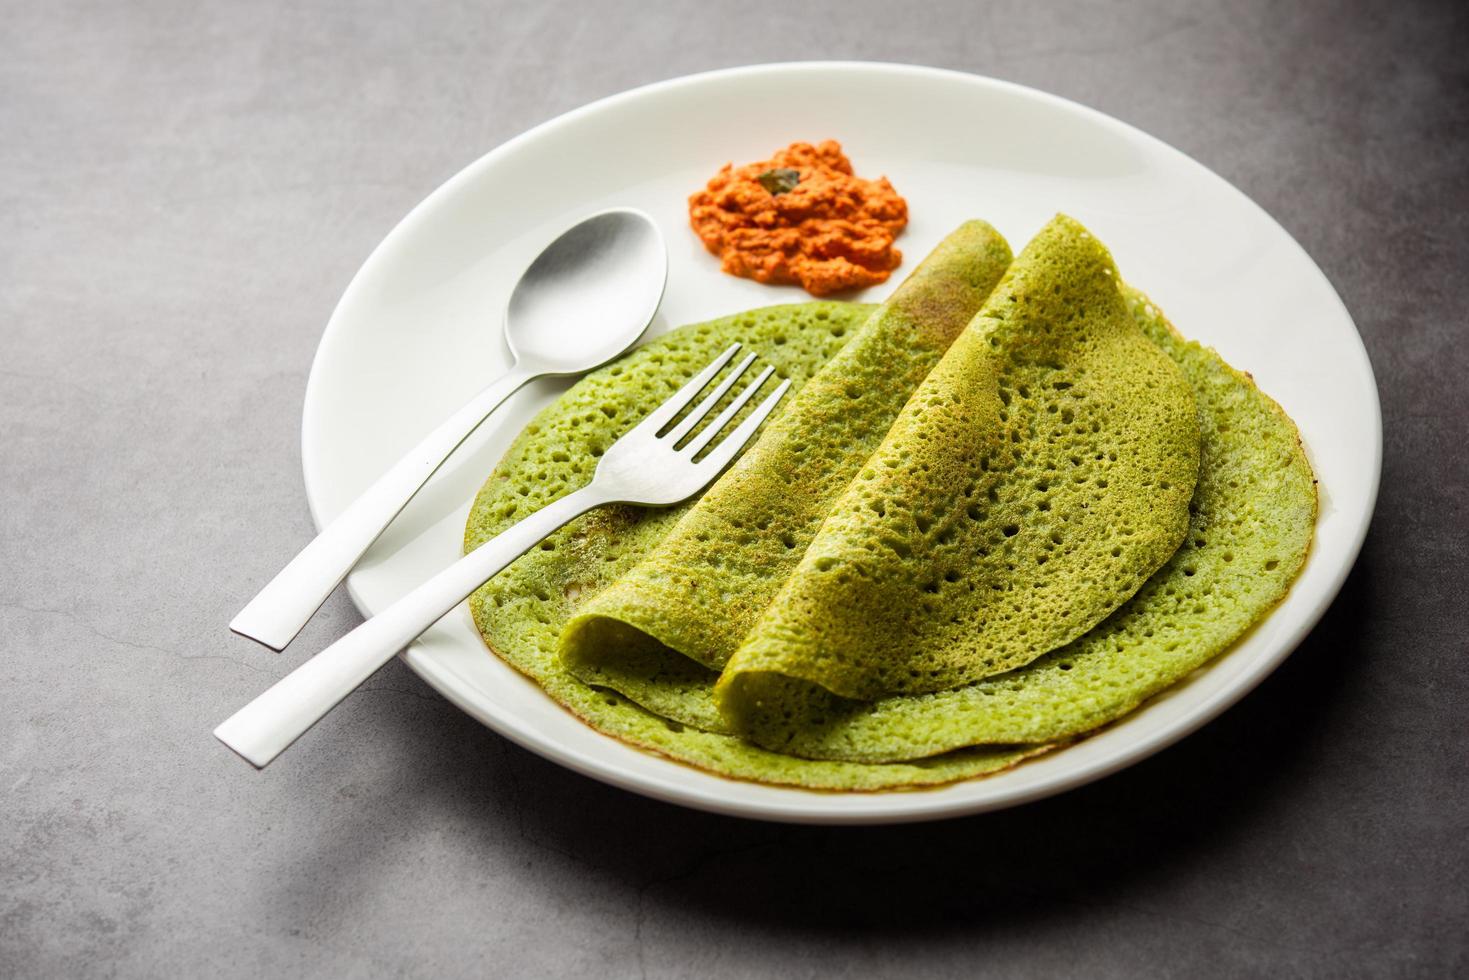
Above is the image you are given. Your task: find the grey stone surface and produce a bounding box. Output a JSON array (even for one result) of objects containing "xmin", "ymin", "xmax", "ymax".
[{"xmin": 3, "ymin": 0, "xmax": 1466, "ymax": 975}]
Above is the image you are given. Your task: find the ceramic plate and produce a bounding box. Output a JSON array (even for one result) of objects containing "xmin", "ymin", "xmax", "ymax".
[{"xmin": 301, "ymin": 62, "xmax": 1379, "ymax": 824}]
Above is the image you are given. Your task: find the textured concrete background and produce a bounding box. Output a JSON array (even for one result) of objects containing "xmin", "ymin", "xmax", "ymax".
[{"xmin": 3, "ymin": 0, "xmax": 1466, "ymax": 976}]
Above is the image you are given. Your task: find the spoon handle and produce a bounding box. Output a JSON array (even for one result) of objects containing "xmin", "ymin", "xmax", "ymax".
[{"xmin": 230, "ymin": 365, "xmax": 536, "ymax": 651}]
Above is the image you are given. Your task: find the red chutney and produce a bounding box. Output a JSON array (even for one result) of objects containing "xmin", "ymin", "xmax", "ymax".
[{"xmin": 688, "ymin": 140, "xmax": 908, "ymax": 296}]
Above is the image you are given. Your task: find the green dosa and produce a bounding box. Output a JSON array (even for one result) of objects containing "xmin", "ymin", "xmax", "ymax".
[
  {"xmin": 559, "ymin": 221, "xmax": 1013, "ymax": 730},
  {"xmin": 466, "ymin": 220, "xmax": 1316, "ymax": 788}
]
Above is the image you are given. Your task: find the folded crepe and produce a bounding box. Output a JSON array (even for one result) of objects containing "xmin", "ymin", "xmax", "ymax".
[
  {"xmin": 560, "ymin": 215, "xmax": 1200, "ymax": 734},
  {"xmin": 716, "ymin": 217, "xmax": 1201, "ymax": 733},
  {"xmin": 465, "ymin": 217, "xmax": 1316, "ymax": 789}
]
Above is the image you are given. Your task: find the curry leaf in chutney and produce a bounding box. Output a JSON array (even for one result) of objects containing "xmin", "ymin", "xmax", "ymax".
[{"xmin": 757, "ymin": 168, "xmax": 801, "ymax": 195}]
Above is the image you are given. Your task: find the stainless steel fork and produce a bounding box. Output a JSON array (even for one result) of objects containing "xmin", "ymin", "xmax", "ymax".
[{"xmin": 214, "ymin": 344, "xmax": 789, "ymax": 768}]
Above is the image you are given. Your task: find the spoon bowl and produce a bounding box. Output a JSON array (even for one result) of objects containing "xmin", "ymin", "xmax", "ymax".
[{"xmin": 507, "ymin": 209, "xmax": 666, "ymax": 372}]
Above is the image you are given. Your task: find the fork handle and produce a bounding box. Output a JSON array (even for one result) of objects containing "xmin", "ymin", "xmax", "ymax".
[
  {"xmin": 231, "ymin": 365, "xmax": 537, "ymax": 651},
  {"xmin": 214, "ymin": 483, "xmax": 610, "ymax": 767}
]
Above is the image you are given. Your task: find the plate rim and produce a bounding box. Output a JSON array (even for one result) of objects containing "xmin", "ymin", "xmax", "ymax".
[{"xmin": 299, "ymin": 60, "xmax": 1382, "ymax": 824}]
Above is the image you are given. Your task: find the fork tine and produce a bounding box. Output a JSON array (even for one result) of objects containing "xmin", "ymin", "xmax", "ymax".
[
  {"xmin": 664, "ymin": 351, "xmax": 757, "ymax": 444},
  {"xmin": 695, "ymin": 378, "xmax": 792, "ymax": 471},
  {"xmin": 631, "ymin": 343, "xmax": 741, "ymax": 436},
  {"xmin": 685, "ymin": 364, "xmax": 778, "ymax": 457}
]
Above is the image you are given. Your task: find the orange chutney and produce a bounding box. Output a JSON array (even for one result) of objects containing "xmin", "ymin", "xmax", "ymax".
[{"xmin": 687, "ymin": 140, "xmax": 908, "ymax": 296}]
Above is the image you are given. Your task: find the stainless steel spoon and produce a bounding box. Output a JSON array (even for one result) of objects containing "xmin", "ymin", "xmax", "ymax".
[{"xmin": 231, "ymin": 208, "xmax": 667, "ymax": 651}]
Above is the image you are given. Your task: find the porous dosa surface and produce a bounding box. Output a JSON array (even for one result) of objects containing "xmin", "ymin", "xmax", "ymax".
[
  {"xmin": 465, "ymin": 299, "xmax": 1041, "ymax": 789},
  {"xmin": 560, "ymin": 221, "xmax": 1013, "ymax": 730},
  {"xmin": 730, "ymin": 287, "xmax": 1318, "ymax": 761},
  {"xmin": 466, "ymin": 221, "xmax": 1314, "ymax": 787},
  {"xmin": 718, "ymin": 216, "xmax": 1200, "ymax": 727}
]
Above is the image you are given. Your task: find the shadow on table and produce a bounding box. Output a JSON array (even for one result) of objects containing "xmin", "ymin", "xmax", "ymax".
[{"xmin": 274, "ymin": 557, "xmax": 1376, "ymax": 945}]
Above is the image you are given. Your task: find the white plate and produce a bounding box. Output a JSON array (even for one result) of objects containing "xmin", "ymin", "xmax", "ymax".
[{"xmin": 301, "ymin": 62, "xmax": 1379, "ymax": 824}]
